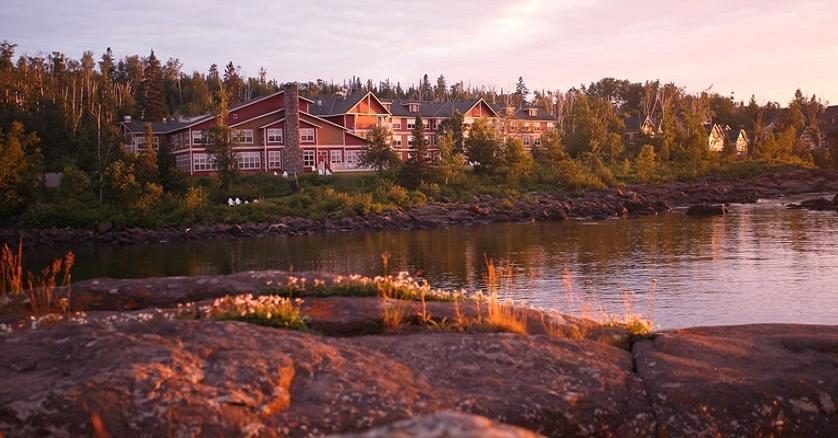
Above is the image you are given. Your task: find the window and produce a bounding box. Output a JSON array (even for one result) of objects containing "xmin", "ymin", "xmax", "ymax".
[
  {"xmin": 407, "ymin": 120, "xmax": 415, "ymax": 129},
  {"xmin": 345, "ymin": 150, "xmax": 361, "ymax": 166},
  {"xmin": 303, "ymin": 150, "xmax": 315, "ymax": 168},
  {"xmin": 408, "ymin": 136, "xmax": 416, "ymax": 147},
  {"xmin": 231, "ymin": 129, "xmax": 254, "ymax": 144},
  {"xmin": 193, "ymin": 153, "xmax": 219, "ymax": 171},
  {"xmin": 175, "ymin": 154, "xmax": 190, "ymax": 171},
  {"xmin": 192, "ymin": 130, "xmax": 209, "ymax": 145},
  {"xmin": 267, "ymin": 128, "xmax": 283, "ymax": 144},
  {"xmin": 232, "ymin": 113, "xmax": 238, "ymax": 120},
  {"xmin": 392, "ymin": 137, "xmax": 403, "ymax": 147},
  {"xmin": 528, "ymin": 108, "xmax": 538, "ymax": 117},
  {"xmin": 236, "ymin": 151, "xmax": 261, "ymax": 170},
  {"xmin": 392, "ymin": 122, "xmax": 401, "ymax": 130},
  {"xmin": 268, "ymin": 150, "xmax": 282, "ymax": 169},
  {"xmin": 523, "ymin": 137, "xmax": 532, "ymax": 146},
  {"xmin": 330, "ymin": 150, "xmax": 343, "ymax": 164},
  {"xmin": 133, "ymin": 136, "xmax": 159, "ymax": 150},
  {"xmin": 409, "ymin": 104, "xmax": 419, "ymax": 113},
  {"xmin": 171, "ymin": 135, "xmax": 180, "ymax": 148},
  {"xmin": 300, "ymin": 128, "xmax": 315, "ymax": 143},
  {"xmin": 534, "ymin": 137, "xmax": 542, "ymax": 147}
]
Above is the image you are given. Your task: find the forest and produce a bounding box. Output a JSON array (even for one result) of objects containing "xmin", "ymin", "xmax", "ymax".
[{"xmin": 1, "ymin": 41, "xmax": 836, "ymax": 229}]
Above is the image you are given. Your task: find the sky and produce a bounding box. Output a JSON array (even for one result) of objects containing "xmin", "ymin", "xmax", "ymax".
[{"xmin": 2, "ymin": 0, "xmax": 836, "ymax": 104}]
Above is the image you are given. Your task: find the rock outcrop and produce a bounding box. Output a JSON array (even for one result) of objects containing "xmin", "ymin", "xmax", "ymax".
[{"xmin": 1, "ymin": 310, "xmax": 836, "ymax": 436}]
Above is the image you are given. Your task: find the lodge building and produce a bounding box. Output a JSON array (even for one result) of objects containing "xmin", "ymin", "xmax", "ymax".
[{"xmin": 120, "ymin": 85, "xmax": 556, "ymax": 174}]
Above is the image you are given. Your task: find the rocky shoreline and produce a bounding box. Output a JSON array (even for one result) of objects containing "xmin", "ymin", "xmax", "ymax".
[
  {"xmin": 1, "ymin": 271, "xmax": 837, "ymax": 436},
  {"xmin": 2, "ymin": 168, "xmax": 837, "ymax": 248}
]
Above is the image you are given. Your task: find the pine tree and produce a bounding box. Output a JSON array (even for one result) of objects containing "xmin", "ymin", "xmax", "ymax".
[
  {"xmin": 435, "ymin": 75, "xmax": 447, "ymax": 101},
  {"xmin": 419, "ymin": 74, "xmax": 432, "ymax": 100},
  {"xmin": 141, "ymin": 50, "xmax": 167, "ymax": 120},
  {"xmin": 515, "ymin": 76, "xmax": 529, "ymax": 104},
  {"xmin": 437, "ymin": 110, "xmax": 466, "ymax": 154},
  {"xmin": 465, "ymin": 118, "xmax": 502, "ymax": 173},
  {"xmin": 136, "ymin": 123, "xmax": 159, "ymax": 184},
  {"xmin": 361, "ymin": 125, "xmax": 400, "ymax": 175},
  {"xmin": 400, "ymin": 115, "xmax": 429, "ymax": 188},
  {"xmin": 207, "ymin": 86, "xmax": 237, "ymax": 190},
  {"xmin": 223, "ymin": 62, "xmax": 243, "ymax": 104}
]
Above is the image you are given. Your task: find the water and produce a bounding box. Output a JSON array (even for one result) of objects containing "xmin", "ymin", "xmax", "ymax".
[{"xmin": 28, "ymin": 196, "xmax": 838, "ymax": 329}]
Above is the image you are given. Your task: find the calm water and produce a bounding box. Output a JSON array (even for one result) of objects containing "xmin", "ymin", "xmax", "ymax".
[{"xmin": 29, "ymin": 196, "xmax": 838, "ymax": 329}]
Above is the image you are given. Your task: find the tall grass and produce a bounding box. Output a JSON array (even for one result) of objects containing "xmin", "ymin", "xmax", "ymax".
[
  {"xmin": 1, "ymin": 240, "xmax": 24, "ymax": 296},
  {"xmin": 1, "ymin": 241, "xmax": 75, "ymax": 316}
]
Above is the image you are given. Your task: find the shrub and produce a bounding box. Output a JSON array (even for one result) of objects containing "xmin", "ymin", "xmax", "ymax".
[
  {"xmin": 207, "ymin": 294, "xmax": 308, "ymax": 330},
  {"xmin": 184, "ymin": 186, "xmax": 209, "ymax": 211}
]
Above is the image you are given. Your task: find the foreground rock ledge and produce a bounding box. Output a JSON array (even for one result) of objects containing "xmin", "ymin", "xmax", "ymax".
[{"xmin": 1, "ymin": 315, "xmax": 836, "ymax": 436}]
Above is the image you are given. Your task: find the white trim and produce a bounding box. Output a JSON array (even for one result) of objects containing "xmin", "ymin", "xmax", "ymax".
[{"xmin": 230, "ymin": 108, "xmax": 284, "ymax": 127}]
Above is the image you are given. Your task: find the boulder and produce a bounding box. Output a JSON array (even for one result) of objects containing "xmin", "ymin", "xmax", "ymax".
[
  {"xmin": 336, "ymin": 411, "xmax": 543, "ymax": 437},
  {"xmin": 799, "ymin": 197, "xmax": 836, "ymax": 211},
  {"xmin": 686, "ymin": 203, "xmax": 728, "ymax": 217},
  {"xmin": 634, "ymin": 324, "xmax": 838, "ymax": 436},
  {"xmin": 0, "ymin": 319, "xmax": 654, "ymax": 437}
]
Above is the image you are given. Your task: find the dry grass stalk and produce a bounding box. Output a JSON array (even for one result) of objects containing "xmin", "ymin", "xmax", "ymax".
[
  {"xmin": 1, "ymin": 240, "xmax": 24, "ymax": 296},
  {"xmin": 381, "ymin": 298, "xmax": 409, "ymax": 330},
  {"xmin": 24, "ymin": 251, "xmax": 75, "ymax": 316}
]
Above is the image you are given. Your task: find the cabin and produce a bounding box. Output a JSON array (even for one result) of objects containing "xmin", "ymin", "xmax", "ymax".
[
  {"xmin": 725, "ymin": 126, "xmax": 750, "ymax": 155},
  {"xmin": 120, "ymin": 86, "xmax": 371, "ymax": 174},
  {"xmin": 707, "ymin": 123, "xmax": 727, "ymax": 153},
  {"xmin": 624, "ymin": 115, "xmax": 658, "ymax": 141}
]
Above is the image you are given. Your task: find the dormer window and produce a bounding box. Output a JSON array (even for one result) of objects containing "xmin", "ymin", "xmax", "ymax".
[
  {"xmin": 409, "ymin": 103, "xmax": 419, "ymax": 113},
  {"xmin": 528, "ymin": 108, "xmax": 538, "ymax": 117}
]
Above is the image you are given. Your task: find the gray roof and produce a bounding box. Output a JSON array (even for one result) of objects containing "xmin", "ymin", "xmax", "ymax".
[
  {"xmin": 123, "ymin": 119, "xmax": 192, "ymax": 134},
  {"xmin": 384, "ymin": 99, "xmax": 495, "ymax": 118},
  {"xmin": 490, "ymin": 104, "xmax": 557, "ymax": 121},
  {"xmin": 309, "ymin": 93, "xmax": 373, "ymax": 116}
]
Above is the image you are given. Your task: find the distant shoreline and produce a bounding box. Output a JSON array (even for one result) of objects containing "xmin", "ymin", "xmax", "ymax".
[{"xmin": 2, "ymin": 168, "xmax": 836, "ymax": 249}]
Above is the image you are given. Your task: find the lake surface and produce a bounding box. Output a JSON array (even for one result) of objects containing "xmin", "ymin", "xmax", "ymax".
[{"xmin": 28, "ymin": 196, "xmax": 838, "ymax": 329}]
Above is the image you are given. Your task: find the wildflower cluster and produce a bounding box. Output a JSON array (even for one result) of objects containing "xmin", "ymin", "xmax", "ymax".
[{"xmin": 205, "ymin": 294, "xmax": 308, "ymax": 330}]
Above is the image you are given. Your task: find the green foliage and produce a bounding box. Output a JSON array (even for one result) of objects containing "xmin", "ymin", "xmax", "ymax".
[
  {"xmin": 434, "ymin": 132, "xmax": 466, "ymax": 184},
  {"xmin": 499, "ymin": 137, "xmax": 533, "ymax": 185},
  {"xmin": 635, "ymin": 145, "xmax": 657, "ymax": 182},
  {"xmin": 361, "ymin": 125, "xmax": 400, "ymax": 174},
  {"xmin": 465, "ymin": 118, "xmax": 502, "ymax": 173},
  {"xmin": 0, "ymin": 122, "xmax": 42, "ymax": 215},
  {"xmin": 206, "ymin": 87, "xmax": 237, "ymax": 190},
  {"xmin": 400, "ymin": 115, "xmax": 431, "ymax": 188}
]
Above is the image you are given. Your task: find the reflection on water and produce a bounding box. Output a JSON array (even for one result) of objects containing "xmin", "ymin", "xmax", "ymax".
[{"xmin": 29, "ymin": 197, "xmax": 838, "ymax": 329}]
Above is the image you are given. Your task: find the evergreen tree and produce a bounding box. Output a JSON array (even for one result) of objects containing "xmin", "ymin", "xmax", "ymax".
[
  {"xmin": 435, "ymin": 75, "xmax": 447, "ymax": 101},
  {"xmin": 136, "ymin": 123, "xmax": 159, "ymax": 184},
  {"xmin": 515, "ymin": 76, "xmax": 529, "ymax": 104},
  {"xmin": 207, "ymin": 86, "xmax": 237, "ymax": 190},
  {"xmin": 532, "ymin": 128, "xmax": 569, "ymax": 170},
  {"xmin": 361, "ymin": 125, "xmax": 400, "ymax": 175},
  {"xmin": 141, "ymin": 50, "xmax": 167, "ymax": 120},
  {"xmin": 419, "ymin": 74, "xmax": 432, "ymax": 100},
  {"xmin": 400, "ymin": 115, "xmax": 429, "ymax": 188},
  {"xmin": 465, "ymin": 118, "xmax": 501, "ymax": 173},
  {"xmin": 635, "ymin": 144, "xmax": 657, "ymax": 182},
  {"xmin": 435, "ymin": 132, "xmax": 465, "ymax": 184},
  {"xmin": 223, "ymin": 62, "xmax": 243, "ymax": 104},
  {"xmin": 437, "ymin": 110, "xmax": 466, "ymax": 153},
  {"xmin": 500, "ymin": 137, "xmax": 533, "ymax": 184}
]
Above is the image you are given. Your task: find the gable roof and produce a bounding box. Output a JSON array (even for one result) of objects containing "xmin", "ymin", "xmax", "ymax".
[
  {"xmin": 309, "ymin": 91, "xmax": 391, "ymax": 116},
  {"xmin": 383, "ymin": 98, "xmax": 500, "ymax": 118}
]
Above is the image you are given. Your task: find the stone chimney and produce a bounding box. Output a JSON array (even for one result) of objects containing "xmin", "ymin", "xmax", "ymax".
[{"xmin": 282, "ymin": 82, "xmax": 304, "ymax": 174}]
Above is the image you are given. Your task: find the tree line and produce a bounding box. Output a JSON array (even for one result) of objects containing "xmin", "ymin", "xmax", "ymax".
[{"xmin": 1, "ymin": 41, "xmax": 837, "ymax": 223}]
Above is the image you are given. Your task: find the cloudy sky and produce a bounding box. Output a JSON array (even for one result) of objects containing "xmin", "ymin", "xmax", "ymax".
[{"xmin": 3, "ymin": 0, "xmax": 836, "ymax": 103}]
